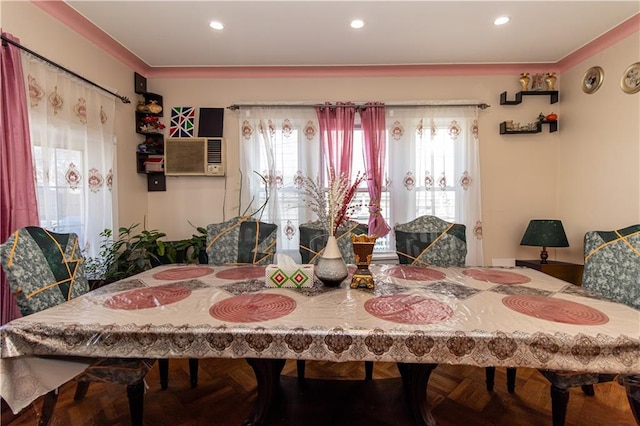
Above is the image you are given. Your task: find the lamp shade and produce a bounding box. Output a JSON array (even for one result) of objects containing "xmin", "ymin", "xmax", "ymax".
[{"xmin": 520, "ymin": 220, "xmax": 569, "ymax": 248}]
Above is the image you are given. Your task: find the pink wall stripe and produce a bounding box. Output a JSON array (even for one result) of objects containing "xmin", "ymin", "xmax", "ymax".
[
  {"xmin": 557, "ymin": 13, "xmax": 640, "ymax": 72},
  {"xmin": 32, "ymin": 1, "xmax": 638, "ymax": 79},
  {"xmin": 31, "ymin": 0, "xmax": 151, "ymax": 75}
]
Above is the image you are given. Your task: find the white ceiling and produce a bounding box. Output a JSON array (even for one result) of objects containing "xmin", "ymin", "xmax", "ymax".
[{"xmin": 65, "ymin": 1, "xmax": 639, "ymax": 68}]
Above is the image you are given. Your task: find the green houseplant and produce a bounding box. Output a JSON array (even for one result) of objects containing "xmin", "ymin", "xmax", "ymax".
[{"xmin": 85, "ymin": 223, "xmax": 208, "ymax": 288}]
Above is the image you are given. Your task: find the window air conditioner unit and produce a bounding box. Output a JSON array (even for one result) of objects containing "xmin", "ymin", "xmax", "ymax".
[{"xmin": 164, "ymin": 137, "xmax": 225, "ymax": 176}]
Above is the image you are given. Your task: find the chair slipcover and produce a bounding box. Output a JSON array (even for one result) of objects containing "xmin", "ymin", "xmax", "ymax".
[
  {"xmin": 582, "ymin": 224, "xmax": 640, "ymax": 309},
  {"xmin": 539, "ymin": 224, "xmax": 640, "ymax": 426},
  {"xmin": 206, "ymin": 216, "xmax": 277, "ymax": 265},
  {"xmin": 394, "ymin": 215, "xmax": 467, "ymax": 266},
  {"xmin": 299, "ymin": 220, "xmax": 368, "ymax": 264},
  {"xmin": 1, "ymin": 226, "xmax": 89, "ymax": 316},
  {"xmin": 1, "ymin": 227, "xmax": 153, "ymax": 426}
]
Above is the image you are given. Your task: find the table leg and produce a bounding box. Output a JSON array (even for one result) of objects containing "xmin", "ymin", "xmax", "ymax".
[
  {"xmin": 244, "ymin": 358, "xmax": 286, "ymax": 426},
  {"xmin": 396, "ymin": 363, "xmax": 438, "ymax": 426}
]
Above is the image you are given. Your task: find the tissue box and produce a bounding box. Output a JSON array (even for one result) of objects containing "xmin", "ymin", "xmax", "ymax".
[{"xmin": 265, "ymin": 265, "xmax": 314, "ymax": 288}]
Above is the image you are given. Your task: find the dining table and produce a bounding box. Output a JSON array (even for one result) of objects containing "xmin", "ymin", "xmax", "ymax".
[{"xmin": 1, "ymin": 263, "xmax": 639, "ymax": 425}]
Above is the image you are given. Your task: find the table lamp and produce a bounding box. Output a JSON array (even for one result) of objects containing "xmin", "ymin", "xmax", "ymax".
[{"xmin": 520, "ymin": 219, "xmax": 569, "ymax": 264}]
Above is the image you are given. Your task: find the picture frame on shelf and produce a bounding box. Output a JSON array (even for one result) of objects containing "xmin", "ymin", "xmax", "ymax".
[
  {"xmin": 582, "ymin": 66, "xmax": 604, "ymax": 94},
  {"xmin": 620, "ymin": 62, "xmax": 640, "ymax": 94},
  {"xmin": 134, "ymin": 72, "xmax": 147, "ymax": 94}
]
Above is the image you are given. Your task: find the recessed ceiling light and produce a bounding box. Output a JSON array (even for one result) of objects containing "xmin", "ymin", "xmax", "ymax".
[
  {"xmin": 209, "ymin": 21, "xmax": 224, "ymax": 30},
  {"xmin": 494, "ymin": 16, "xmax": 510, "ymax": 26},
  {"xmin": 350, "ymin": 19, "xmax": 365, "ymax": 29}
]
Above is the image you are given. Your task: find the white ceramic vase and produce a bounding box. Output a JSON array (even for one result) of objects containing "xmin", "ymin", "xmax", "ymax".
[{"xmin": 315, "ymin": 235, "xmax": 348, "ymax": 287}]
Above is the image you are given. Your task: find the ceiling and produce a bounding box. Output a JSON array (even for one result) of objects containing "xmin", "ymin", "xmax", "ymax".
[{"xmin": 65, "ymin": 1, "xmax": 640, "ymax": 68}]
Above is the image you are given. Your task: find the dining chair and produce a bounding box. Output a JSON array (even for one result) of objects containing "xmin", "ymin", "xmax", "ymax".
[
  {"xmin": 160, "ymin": 217, "xmax": 280, "ymax": 388},
  {"xmin": 299, "ymin": 220, "xmax": 368, "ymax": 265},
  {"xmin": 538, "ymin": 224, "xmax": 640, "ymax": 426},
  {"xmin": 395, "ymin": 215, "xmax": 517, "ymax": 392},
  {"xmin": 0, "ymin": 226, "xmax": 154, "ymax": 426},
  {"xmin": 394, "ymin": 215, "xmax": 467, "ymax": 267},
  {"xmin": 206, "ymin": 216, "xmax": 278, "ymax": 266},
  {"xmin": 297, "ymin": 220, "xmax": 371, "ymax": 380}
]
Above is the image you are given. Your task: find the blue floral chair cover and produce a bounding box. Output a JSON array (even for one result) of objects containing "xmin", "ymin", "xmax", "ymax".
[
  {"xmin": 394, "ymin": 215, "xmax": 467, "ymax": 266},
  {"xmin": 539, "ymin": 224, "xmax": 640, "ymax": 426},
  {"xmin": 582, "ymin": 224, "xmax": 640, "ymax": 309},
  {"xmin": 1, "ymin": 226, "xmax": 89, "ymax": 316},
  {"xmin": 0, "ymin": 227, "xmax": 153, "ymax": 426},
  {"xmin": 206, "ymin": 216, "xmax": 277, "ymax": 265},
  {"xmin": 299, "ymin": 220, "xmax": 368, "ymax": 264}
]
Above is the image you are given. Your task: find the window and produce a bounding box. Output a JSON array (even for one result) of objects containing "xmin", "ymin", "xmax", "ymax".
[
  {"xmin": 22, "ymin": 52, "xmax": 116, "ymax": 259},
  {"xmin": 241, "ymin": 105, "xmax": 482, "ymax": 265}
]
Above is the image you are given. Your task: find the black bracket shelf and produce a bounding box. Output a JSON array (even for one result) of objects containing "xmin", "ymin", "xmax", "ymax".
[
  {"xmin": 500, "ymin": 91, "xmax": 559, "ymax": 105},
  {"xmin": 500, "ymin": 120, "xmax": 558, "ymax": 134}
]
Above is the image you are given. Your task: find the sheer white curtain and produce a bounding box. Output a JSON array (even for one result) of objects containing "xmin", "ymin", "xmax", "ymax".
[
  {"xmin": 22, "ymin": 53, "xmax": 115, "ymax": 258},
  {"xmin": 239, "ymin": 107, "xmax": 320, "ymax": 258},
  {"xmin": 386, "ymin": 106, "xmax": 483, "ymax": 265}
]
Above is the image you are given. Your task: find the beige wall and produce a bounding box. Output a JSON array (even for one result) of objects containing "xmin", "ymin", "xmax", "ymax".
[
  {"xmin": 1, "ymin": 1, "xmax": 148, "ymax": 230},
  {"xmin": 556, "ymin": 34, "xmax": 640, "ymax": 263},
  {"xmin": 4, "ymin": 1, "xmax": 639, "ymax": 265}
]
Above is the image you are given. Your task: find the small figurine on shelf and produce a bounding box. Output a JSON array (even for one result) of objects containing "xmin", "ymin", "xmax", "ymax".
[
  {"xmin": 545, "ymin": 72, "xmax": 557, "ymax": 91},
  {"xmin": 537, "ymin": 112, "xmax": 546, "ymax": 122},
  {"xmin": 136, "ymin": 102, "xmax": 149, "ymax": 113},
  {"xmin": 531, "ymin": 73, "xmax": 546, "ymax": 91},
  {"xmin": 141, "ymin": 136, "xmax": 163, "ymax": 154},
  {"xmin": 146, "ymin": 100, "xmax": 163, "ymax": 114},
  {"xmin": 139, "ymin": 115, "xmax": 166, "ymax": 133},
  {"xmin": 519, "ymin": 72, "xmax": 531, "ymax": 91}
]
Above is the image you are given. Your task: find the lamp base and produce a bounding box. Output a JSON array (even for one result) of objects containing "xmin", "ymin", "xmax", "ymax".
[{"xmin": 540, "ymin": 247, "xmax": 549, "ymax": 264}]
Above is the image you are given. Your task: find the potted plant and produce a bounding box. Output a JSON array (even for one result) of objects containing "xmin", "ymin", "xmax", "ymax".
[
  {"xmin": 85, "ymin": 223, "xmax": 210, "ymax": 289},
  {"xmin": 85, "ymin": 224, "xmax": 168, "ymax": 288}
]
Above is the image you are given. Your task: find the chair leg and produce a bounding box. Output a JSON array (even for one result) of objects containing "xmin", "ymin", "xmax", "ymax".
[
  {"xmin": 296, "ymin": 360, "xmax": 306, "ymax": 381},
  {"xmin": 550, "ymin": 385, "xmax": 570, "ymax": 426},
  {"xmin": 485, "ymin": 367, "xmax": 495, "ymax": 391},
  {"xmin": 581, "ymin": 384, "xmax": 595, "ymax": 396},
  {"xmin": 365, "ymin": 361, "xmax": 374, "ymax": 381},
  {"xmin": 158, "ymin": 358, "xmax": 169, "ymax": 390},
  {"xmin": 189, "ymin": 358, "xmax": 199, "ymax": 389},
  {"xmin": 622, "ymin": 376, "xmax": 640, "ymax": 424},
  {"xmin": 506, "ymin": 367, "xmax": 517, "ymax": 393},
  {"xmin": 126, "ymin": 381, "xmax": 145, "ymax": 426},
  {"xmin": 37, "ymin": 389, "xmax": 58, "ymax": 426},
  {"xmin": 73, "ymin": 381, "xmax": 90, "ymax": 401}
]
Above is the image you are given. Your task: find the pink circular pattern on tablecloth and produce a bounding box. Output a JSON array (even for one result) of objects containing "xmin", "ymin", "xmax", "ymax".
[
  {"xmin": 215, "ymin": 266, "xmax": 266, "ymax": 280},
  {"xmin": 104, "ymin": 285, "xmax": 192, "ymax": 310},
  {"xmin": 387, "ymin": 266, "xmax": 446, "ymax": 281},
  {"xmin": 502, "ymin": 295, "xmax": 609, "ymax": 325},
  {"xmin": 364, "ymin": 294, "xmax": 453, "ymax": 325},
  {"xmin": 463, "ymin": 268, "xmax": 531, "ymax": 285},
  {"xmin": 209, "ymin": 294, "xmax": 296, "ymax": 323},
  {"xmin": 153, "ymin": 266, "xmax": 214, "ymax": 280}
]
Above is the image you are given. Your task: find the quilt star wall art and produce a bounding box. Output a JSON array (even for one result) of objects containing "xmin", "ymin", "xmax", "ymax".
[{"xmin": 170, "ymin": 106, "xmax": 195, "ymax": 137}]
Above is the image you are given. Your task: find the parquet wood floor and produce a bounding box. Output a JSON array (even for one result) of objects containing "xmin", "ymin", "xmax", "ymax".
[{"xmin": 2, "ymin": 359, "xmax": 636, "ymax": 425}]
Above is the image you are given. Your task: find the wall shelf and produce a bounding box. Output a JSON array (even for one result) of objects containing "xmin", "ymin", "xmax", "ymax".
[
  {"xmin": 134, "ymin": 84, "xmax": 166, "ymax": 191},
  {"xmin": 500, "ymin": 91, "xmax": 559, "ymax": 105},
  {"xmin": 499, "ymin": 120, "xmax": 557, "ymax": 134}
]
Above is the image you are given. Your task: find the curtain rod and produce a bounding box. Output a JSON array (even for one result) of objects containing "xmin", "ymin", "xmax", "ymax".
[
  {"xmin": 228, "ymin": 102, "xmax": 490, "ymax": 111},
  {"xmin": 1, "ymin": 35, "xmax": 131, "ymax": 104}
]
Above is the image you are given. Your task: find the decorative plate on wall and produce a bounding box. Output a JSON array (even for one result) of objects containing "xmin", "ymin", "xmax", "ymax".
[
  {"xmin": 620, "ymin": 62, "xmax": 640, "ymax": 94},
  {"xmin": 582, "ymin": 66, "xmax": 604, "ymax": 94}
]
